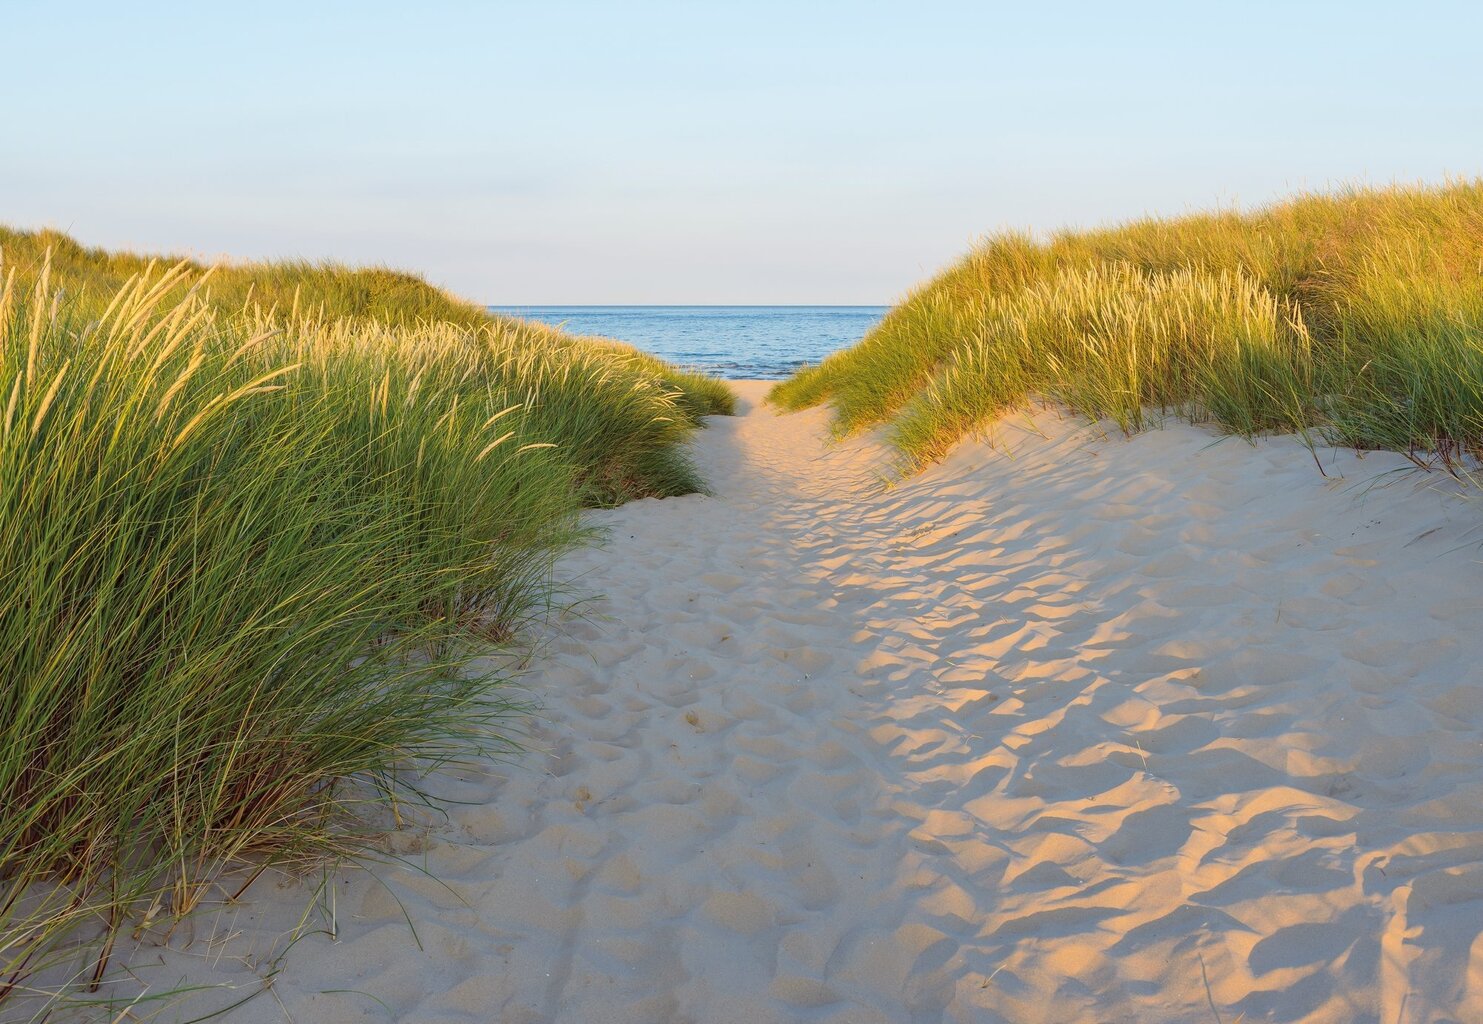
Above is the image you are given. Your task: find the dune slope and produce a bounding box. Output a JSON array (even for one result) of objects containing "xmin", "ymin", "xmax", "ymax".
[{"xmin": 94, "ymin": 381, "xmax": 1483, "ymax": 1024}]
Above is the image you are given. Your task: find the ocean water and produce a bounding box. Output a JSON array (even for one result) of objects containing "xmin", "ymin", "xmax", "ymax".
[{"xmin": 488, "ymin": 306, "xmax": 887, "ymax": 380}]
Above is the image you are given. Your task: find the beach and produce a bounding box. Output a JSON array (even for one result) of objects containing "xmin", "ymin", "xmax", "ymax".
[
  {"xmin": 98, "ymin": 380, "xmax": 1483, "ymax": 1023},
  {"xmin": 8, "ymin": 8, "xmax": 1478, "ymax": 1020}
]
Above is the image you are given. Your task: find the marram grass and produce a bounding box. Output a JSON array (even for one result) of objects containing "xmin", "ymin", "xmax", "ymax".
[
  {"xmin": 0, "ymin": 226, "xmax": 736, "ymax": 425},
  {"xmin": 0, "ymin": 249, "xmax": 732, "ymax": 1013},
  {"xmin": 771, "ymin": 179, "xmax": 1483, "ymax": 471},
  {"xmin": 0, "ymin": 225, "xmax": 494, "ymax": 328}
]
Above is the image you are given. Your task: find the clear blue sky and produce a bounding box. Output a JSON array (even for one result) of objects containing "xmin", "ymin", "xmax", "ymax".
[{"xmin": 5, "ymin": 1, "xmax": 1480, "ymax": 304}]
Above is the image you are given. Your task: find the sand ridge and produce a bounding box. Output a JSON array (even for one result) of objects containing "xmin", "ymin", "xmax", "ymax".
[{"xmin": 103, "ymin": 381, "xmax": 1483, "ymax": 1023}]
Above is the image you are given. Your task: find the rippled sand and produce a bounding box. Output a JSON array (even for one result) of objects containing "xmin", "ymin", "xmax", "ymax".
[{"xmin": 101, "ymin": 382, "xmax": 1483, "ymax": 1023}]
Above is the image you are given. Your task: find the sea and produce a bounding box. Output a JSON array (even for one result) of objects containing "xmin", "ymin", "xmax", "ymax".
[{"xmin": 487, "ymin": 306, "xmax": 887, "ymax": 380}]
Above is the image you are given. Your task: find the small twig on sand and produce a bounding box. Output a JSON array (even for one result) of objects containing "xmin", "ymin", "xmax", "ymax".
[{"xmin": 1198, "ymin": 951, "xmax": 1223, "ymax": 1024}]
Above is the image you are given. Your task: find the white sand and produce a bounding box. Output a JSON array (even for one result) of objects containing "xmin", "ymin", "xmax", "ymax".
[{"xmin": 104, "ymin": 380, "xmax": 1483, "ymax": 1022}]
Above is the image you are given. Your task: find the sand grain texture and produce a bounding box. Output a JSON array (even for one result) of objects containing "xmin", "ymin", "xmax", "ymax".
[{"xmin": 99, "ymin": 382, "xmax": 1483, "ymax": 1023}]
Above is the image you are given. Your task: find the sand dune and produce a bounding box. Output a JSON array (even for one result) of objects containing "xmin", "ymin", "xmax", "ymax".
[{"xmin": 98, "ymin": 381, "xmax": 1483, "ymax": 1023}]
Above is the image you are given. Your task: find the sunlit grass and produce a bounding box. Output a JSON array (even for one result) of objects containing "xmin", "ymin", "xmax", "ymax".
[
  {"xmin": 0, "ymin": 226, "xmax": 493, "ymax": 327},
  {"xmin": 771, "ymin": 179, "xmax": 1483, "ymax": 470},
  {"xmin": 0, "ymin": 246, "xmax": 732, "ymax": 1011}
]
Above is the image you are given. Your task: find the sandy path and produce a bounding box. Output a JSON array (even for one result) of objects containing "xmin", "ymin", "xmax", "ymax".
[{"xmin": 103, "ymin": 381, "xmax": 1483, "ymax": 1023}]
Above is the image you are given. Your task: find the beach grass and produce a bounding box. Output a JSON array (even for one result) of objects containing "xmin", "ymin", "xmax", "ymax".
[
  {"xmin": 769, "ymin": 179, "xmax": 1483, "ymax": 470},
  {"xmin": 0, "ymin": 236, "xmax": 731, "ymax": 1009}
]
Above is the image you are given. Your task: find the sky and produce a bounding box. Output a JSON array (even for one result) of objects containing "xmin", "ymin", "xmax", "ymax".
[{"xmin": 5, "ymin": 1, "xmax": 1482, "ymax": 305}]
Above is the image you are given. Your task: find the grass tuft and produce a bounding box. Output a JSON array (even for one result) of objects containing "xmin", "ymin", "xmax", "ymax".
[
  {"xmin": 0, "ymin": 239, "xmax": 733, "ymax": 1012},
  {"xmin": 771, "ymin": 179, "xmax": 1483, "ymax": 471}
]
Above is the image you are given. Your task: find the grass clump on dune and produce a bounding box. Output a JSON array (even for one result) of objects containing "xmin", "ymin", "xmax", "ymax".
[
  {"xmin": 771, "ymin": 180, "xmax": 1483, "ymax": 470},
  {"xmin": 0, "ymin": 225, "xmax": 494, "ymax": 327},
  {"xmin": 890, "ymin": 264, "xmax": 1314, "ymax": 464},
  {"xmin": 0, "ymin": 245, "xmax": 731, "ymax": 1011},
  {"xmin": 0, "ymin": 227, "xmax": 737, "ymax": 425}
]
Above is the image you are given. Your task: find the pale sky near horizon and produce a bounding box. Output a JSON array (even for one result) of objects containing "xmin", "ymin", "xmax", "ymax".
[{"xmin": 5, "ymin": 1, "xmax": 1481, "ymax": 305}]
